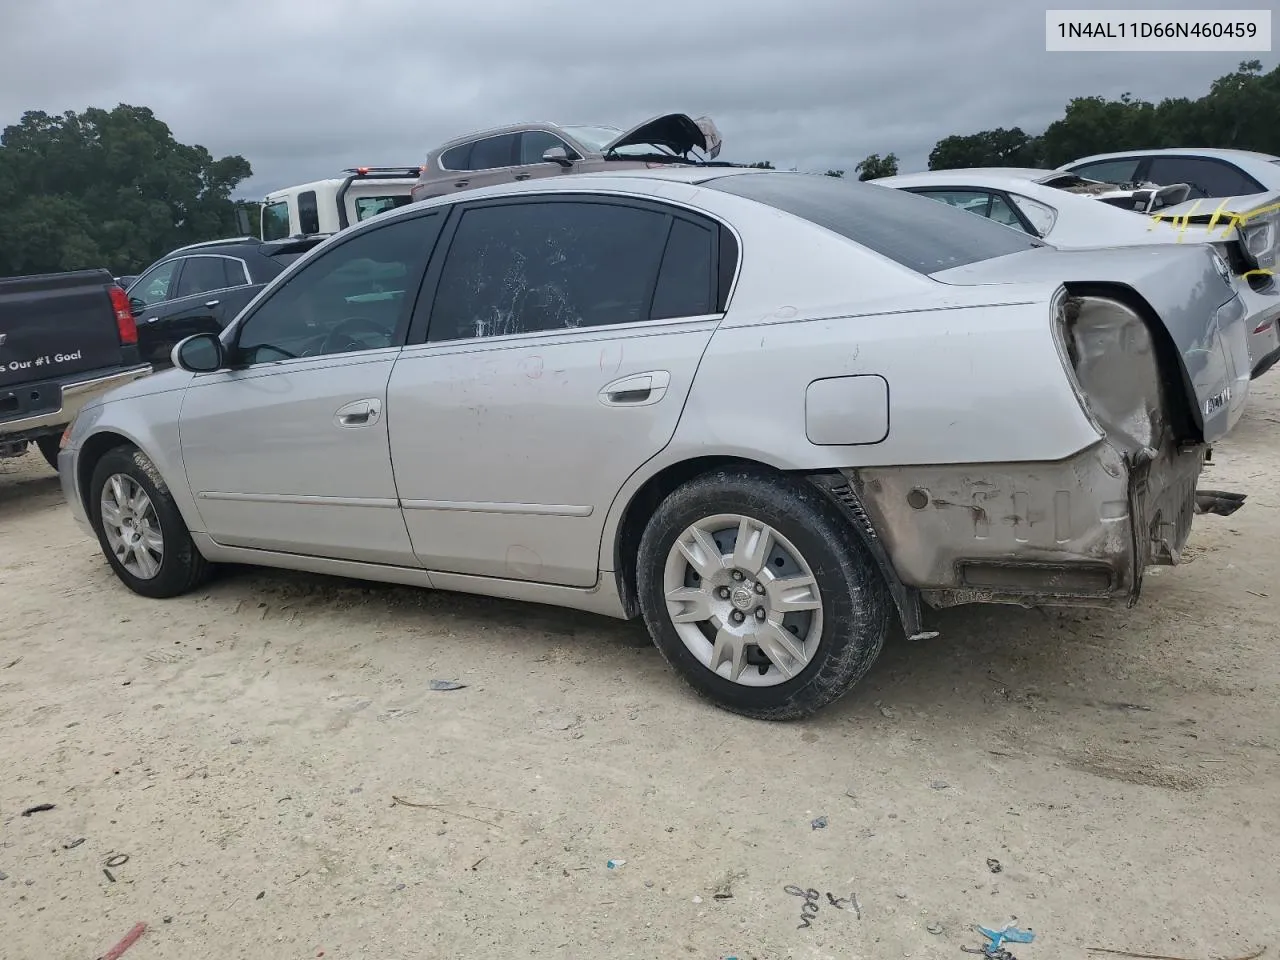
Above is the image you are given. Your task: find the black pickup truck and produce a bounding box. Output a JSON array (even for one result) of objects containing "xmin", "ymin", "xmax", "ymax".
[{"xmin": 1, "ymin": 268, "xmax": 151, "ymax": 469}]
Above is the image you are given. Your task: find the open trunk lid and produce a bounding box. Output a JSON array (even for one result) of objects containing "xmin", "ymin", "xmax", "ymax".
[
  {"xmin": 930, "ymin": 244, "xmax": 1251, "ymax": 442},
  {"xmin": 604, "ymin": 113, "xmax": 723, "ymax": 160}
]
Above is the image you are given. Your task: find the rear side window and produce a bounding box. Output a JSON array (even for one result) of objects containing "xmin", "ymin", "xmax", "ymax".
[
  {"xmin": 651, "ymin": 219, "xmax": 715, "ymax": 319},
  {"xmin": 174, "ymin": 257, "xmax": 241, "ymax": 298},
  {"xmin": 1067, "ymin": 158, "xmax": 1142, "ymax": 184},
  {"xmin": 707, "ymin": 173, "xmax": 1042, "ymax": 274},
  {"xmin": 297, "ymin": 190, "xmax": 320, "ymax": 234},
  {"xmin": 1143, "ymin": 156, "xmax": 1262, "ymax": 199},
  {"xmin": 427, "ymin": 200, "xmax": 674, "ymax": 341},
  {"xmin": 355, "ymin": 195, "xmax": 413, "ymax": 221},
  {"xmin": 440, "ymin": 143, "xmax": 472, "ymax": 170},
  {"xmin": 468, "ymin": 134, "xmax": 518, "ymax": 171}
]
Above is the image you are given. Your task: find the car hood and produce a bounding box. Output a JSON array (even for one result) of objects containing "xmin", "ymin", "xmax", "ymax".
[
  {"xmin": 931, "ymin": 243, "xmax": 1251, "ymax": 443},
  {"xmin": 604, "ymin": 114, "xmax": 723, "ymax": 159}
]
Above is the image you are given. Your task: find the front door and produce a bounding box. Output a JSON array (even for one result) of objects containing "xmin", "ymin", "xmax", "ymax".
[
  {"xmin": 388, "ymin": 195, "xmax": 731, "ymax": 587},
  {"xmin": 179, "ymin": 213, "xmax": 445, "ymax": 566}
]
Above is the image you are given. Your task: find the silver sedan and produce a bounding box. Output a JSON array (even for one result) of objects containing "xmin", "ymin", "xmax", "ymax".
[{"xmin": 58, "ymin": 169, "xmax": 1252, "ymax": 719}]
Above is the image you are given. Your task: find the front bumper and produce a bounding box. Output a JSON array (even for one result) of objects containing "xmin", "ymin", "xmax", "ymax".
[
  {"xmin": 58, "ymin": 444, "xmax": 89, "ymax": 530},
  {"xmin": 1, "ymin": 365, "xmax": 151, "ymax": 437},
  {"xmin": 849, "ymin": 437, "xmax": 1205, "ymax": 610}
]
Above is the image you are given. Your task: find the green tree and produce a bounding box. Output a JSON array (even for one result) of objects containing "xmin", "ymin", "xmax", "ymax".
[
  {"xmin": 928, "ymin": 127, "xmax": 1043, "ymax": 170},
  {"xmin": 855, "ymin": 153, "xmax": 898, "ymax": 180},
  {"xmin": 747, "ymin": 160, "xmax": 775, "ymax": 169},
  {"xmin": 931, "ymin": 61, "xmax": 1280, "ymax": 171},
  {"xmin": 0, "ymin": 104, "xmax": 252, "ymax": 276},
  {"xmin": 825, "ymin": 169, "xmax": 845, "ymax": 178}
]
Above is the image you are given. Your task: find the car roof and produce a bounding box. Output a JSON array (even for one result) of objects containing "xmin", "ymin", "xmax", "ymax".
[{"xmin": 1060, "ymin": 147, "xmax": 1280, "ymax": 181}]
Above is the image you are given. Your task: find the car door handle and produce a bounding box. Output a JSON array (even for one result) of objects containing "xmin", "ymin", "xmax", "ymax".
[
  {"xmin": 144, "ymin": 316, "xmax": 159, "ymax": 324},
  {"xmin": 454, "ymin": 180, "xmax": 470, "ymax": 188},
  {"xmin": 204, "ymin": 299, "xmax": 220, "ymax": 308},
  {"xmin": 598, "ymin": 371, "xmax": 671, "ymax": 407},
  {"xmin": 334, "ymin": 398, "xmax": 383, "ymax": 427},
  {"xmin": 514, "ymin": 173, "xmax": 532, "ymax": 181}
]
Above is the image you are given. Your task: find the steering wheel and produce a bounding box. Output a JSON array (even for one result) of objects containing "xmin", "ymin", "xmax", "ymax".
[{"xmin": 320, "ymin": 316, "xmax": 392, "ymax": 354}]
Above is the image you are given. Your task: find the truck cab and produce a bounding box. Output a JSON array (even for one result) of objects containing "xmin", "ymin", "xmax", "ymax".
[{"xmin": 259, "ymin": 167, "xmax": 421, "ymax": 240}]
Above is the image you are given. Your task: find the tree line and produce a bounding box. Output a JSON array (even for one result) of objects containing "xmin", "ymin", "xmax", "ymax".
[
  {"xmin": 3, "ymin": 59, "xmax": 1278, "ymax": 277},
  {"xmin": 751, "ymin": 59, "xmax": 1280, "ymax": 180}
]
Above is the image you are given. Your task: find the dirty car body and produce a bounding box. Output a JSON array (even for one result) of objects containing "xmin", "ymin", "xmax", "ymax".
[
  {"xmin": 58, "ymin": 170, "xmax": 1251, "ymax": 720},
  {"xmin": 410, "ymin": 113, "xmax": 726, "ymax": 202}
]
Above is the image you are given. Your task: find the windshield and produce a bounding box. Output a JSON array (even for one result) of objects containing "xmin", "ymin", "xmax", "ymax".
[
  {"xmin": 560, "ymin": 124, "xmax": 676, "ymax": 158},
  {"xmin": 706, "ymin": 172, "xmax": 1044, "ymax": 274}
]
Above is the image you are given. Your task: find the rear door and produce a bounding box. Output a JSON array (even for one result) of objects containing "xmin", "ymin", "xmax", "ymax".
[
  {"xmin": 443, "ymin": 134, "xmax": 520, "ymax": 195},
  {"xmin": 386, "ymin": 194, "xmax": 735, "ymax": 587}
]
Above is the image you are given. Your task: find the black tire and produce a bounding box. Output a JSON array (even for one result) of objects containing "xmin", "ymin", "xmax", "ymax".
[
  {"xmin": 34, "ymin": 434, "xmax": 61, "ymax": 471},
  {"xmin": 88, "ymin": 445, "xmax": 212, "ymax": 599},
  {"xmin": 636, "ymin": 466, "xmax": 890, "ymax": 720}
]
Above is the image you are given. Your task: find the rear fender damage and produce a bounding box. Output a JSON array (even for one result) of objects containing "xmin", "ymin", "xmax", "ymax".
[{"xmin": 841, "ymin": 292, "xmax": 1245, "ymax": 612}]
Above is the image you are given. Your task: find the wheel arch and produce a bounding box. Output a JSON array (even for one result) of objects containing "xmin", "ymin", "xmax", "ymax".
[
  {"xmin": 607, "ymin": 454, "xmax": 924, "ymax": 639},
  {"xmin": 75, "ymin": 427, "xmax": 203, "ymax": 534}
]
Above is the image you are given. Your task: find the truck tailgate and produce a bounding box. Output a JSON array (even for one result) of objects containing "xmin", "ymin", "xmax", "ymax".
[{"xmin": 0, "ymin": 269, "xmax": 126, "ymax": 389}]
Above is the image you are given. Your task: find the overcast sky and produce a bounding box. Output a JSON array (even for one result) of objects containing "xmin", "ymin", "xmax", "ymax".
[{"xmin": 1, "ymin": 0, "xmax": 1275, "ymax": 198}]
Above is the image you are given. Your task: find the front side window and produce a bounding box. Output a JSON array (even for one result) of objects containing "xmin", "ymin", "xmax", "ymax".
[
  {"xmin": 1067, "ymin": 158, "xmax": 1142, "ymax": 185},
  {"xmin": 1143, "ymin": 156, "xmax": 1261, "ymax": 199},
  {"xmin": 468, "ymin": 134, "xmax": 518, "ymax": 171},
  {"xmin": 428, "ymin": 201, "xmax": 679, "ymax": 342},
  {"xmin": 128, "ymin": 259, "xmax": 180, "ymax": 307},
  {"xmin": 519, "ymin": 131, "xmax": 578, "ymax": 165},
  {"xmin": 262, "ymin": 200, "xmax": 291, "ymax": 241},
  {"xmin": 355, "ymin": 195, "xmax": 413, "ymax": 221},
  {"xmin": 234, "ymin": 214, "xmax": 441, "ymax": 365}
]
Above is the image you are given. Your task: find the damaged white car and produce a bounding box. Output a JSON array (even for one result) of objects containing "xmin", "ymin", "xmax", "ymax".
[
  {"xmin": 873, "ymin": 168, "xmax": 1280, "ymax": 379},
  {"xmin": 58, "ymin": 170, "xmax": 1251, "ymax": 719}
]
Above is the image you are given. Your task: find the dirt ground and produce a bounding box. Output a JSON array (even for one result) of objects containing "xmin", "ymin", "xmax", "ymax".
[{"xmin": 1, "ymin": 383, "xmax": 1278, "ymax": 960}]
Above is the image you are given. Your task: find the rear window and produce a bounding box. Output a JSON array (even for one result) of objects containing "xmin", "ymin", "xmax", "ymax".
[{"xmin": 705, "ymin": 172, "xmax": 1044, "ymax": 274}]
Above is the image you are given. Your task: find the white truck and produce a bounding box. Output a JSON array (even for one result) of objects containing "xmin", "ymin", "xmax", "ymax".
[{"xmin": 258, "ymin": 166, "xmax": 421, "ymax": 240}]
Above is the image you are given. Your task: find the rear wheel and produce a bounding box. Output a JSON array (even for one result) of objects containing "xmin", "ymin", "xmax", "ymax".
[
  {"xmin": 34, "ymin": 435, "xmax": 61, "ymax": 471},
  {"xmin": 89, "ymin": 446, "xmax": 212, "ymax": 598},
  {"xmin": 636, "ymin": 466, "xmax": 890, "ymax": 720}
]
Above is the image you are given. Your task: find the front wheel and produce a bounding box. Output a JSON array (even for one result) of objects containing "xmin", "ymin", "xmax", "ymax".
[
  {"xmin": 88, "ymin": 445, "xmax": 212, "ymax": 598},
  {"xmin": 636, "ymin": 467, "xmax": 890, "ymax": 720}
]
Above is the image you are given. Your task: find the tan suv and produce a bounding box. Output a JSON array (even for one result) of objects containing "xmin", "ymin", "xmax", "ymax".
[{"xmin": 409, "ymin": 113, "xmax": 724, "ymax": 202}]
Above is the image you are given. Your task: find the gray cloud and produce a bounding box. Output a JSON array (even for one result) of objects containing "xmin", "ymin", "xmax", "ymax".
[{"xmin": 2, "ymin": 0, "xmax": 1274, "ymax": 197}]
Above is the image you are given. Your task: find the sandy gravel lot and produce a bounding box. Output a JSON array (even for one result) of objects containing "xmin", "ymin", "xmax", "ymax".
[{"xmin": 2, "ymin": 381, "xmax": 1278, "ymax": 960}]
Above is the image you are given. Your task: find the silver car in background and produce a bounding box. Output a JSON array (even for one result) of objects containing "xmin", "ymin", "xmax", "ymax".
[
  {"xmin": 58, "ymin": 170, "xmax": 1251, "ymax": 720},
  {"xmin": 409, "ymin": 113, "xmax": 724, "ymax": 202}
]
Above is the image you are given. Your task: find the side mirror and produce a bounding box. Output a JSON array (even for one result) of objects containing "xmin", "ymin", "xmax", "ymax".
[
  {"xmin": 128, "ymin": 297, "xmax": 146, "ymax": 314},
  {"xmin": 172, "ymin": 333, "xmax": 225, "ymax": 373},
  {"xmin": 541, "ymin": 146, "xmax": 573, "ymax": 168}
]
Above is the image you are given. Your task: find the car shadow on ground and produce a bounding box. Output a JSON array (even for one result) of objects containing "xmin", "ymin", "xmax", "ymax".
[{"xmin": 203, "ymin": 561, "xmax": 1108, "ymax": 723}]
